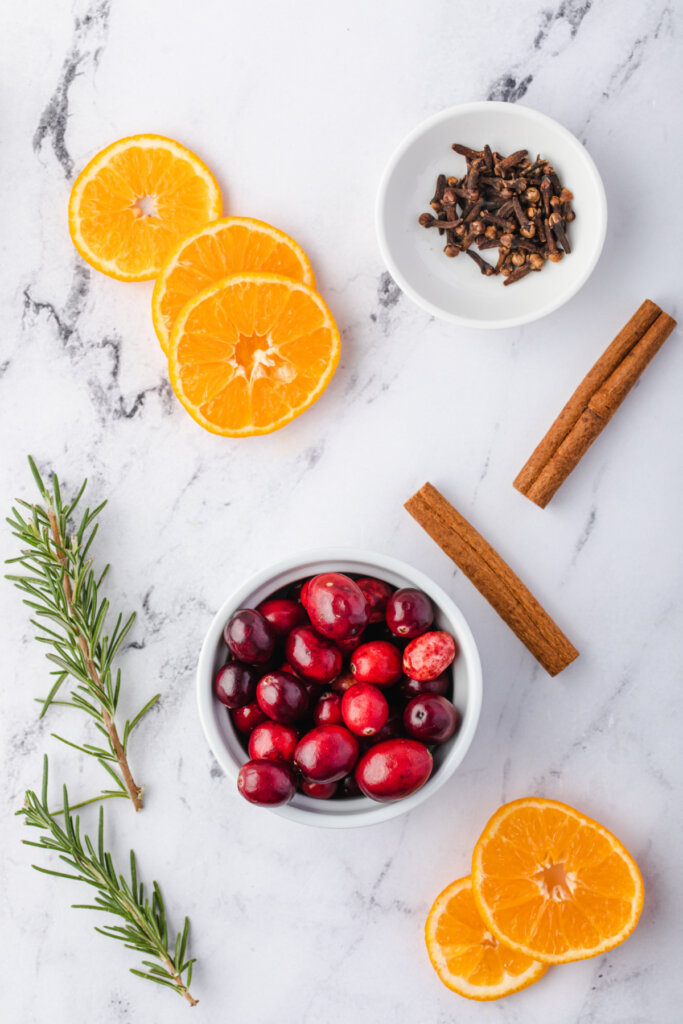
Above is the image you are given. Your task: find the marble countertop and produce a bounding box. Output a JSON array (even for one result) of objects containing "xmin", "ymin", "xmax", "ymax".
[{"xmin": 2, "ymin": 1, "xmax": 682, "ymax": 1021}]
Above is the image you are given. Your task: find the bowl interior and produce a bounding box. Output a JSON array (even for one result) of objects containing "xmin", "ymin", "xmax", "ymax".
[
  {"xmin": 376, "ymin": 102, "xmax": 606, "ymax": 328},
  {"xmin": 198, "ymin": 551, "xmax": 482, "ymax": 827}
]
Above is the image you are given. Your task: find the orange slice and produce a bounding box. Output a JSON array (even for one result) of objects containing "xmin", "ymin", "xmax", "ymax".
[
  {"xmin": 168, "ymin": 272, "xmax": 340, "ymax": 436},
  {"xmin": 152, "ymin": 217, "xmax": 316, "ymax": 354},
  {"xmin": 68, "ymin": 135, "xmax": 222, "ymax": 281},
  {"xmin": 472, "ymin": 798, "xmax": 644, "ymax": 964},
  {"xmin": 425, "ymin": 876, "xmax": 548, "ymax": 1000}
]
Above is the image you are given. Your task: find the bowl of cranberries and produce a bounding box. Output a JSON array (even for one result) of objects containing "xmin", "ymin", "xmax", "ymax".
[{"xmin": 197, "ymin": 550, "xmax": 482, "ymax": 827}]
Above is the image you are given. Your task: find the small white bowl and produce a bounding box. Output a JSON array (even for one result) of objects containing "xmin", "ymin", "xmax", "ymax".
[
  {"xmin": 376, "ymin": 101, "xmax": 607, "ymax": 329},
  {"xmin": 197, "ymin": 549, "xmax": 482, "ymax": 828}
]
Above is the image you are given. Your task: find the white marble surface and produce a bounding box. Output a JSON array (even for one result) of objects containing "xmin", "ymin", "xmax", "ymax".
[{"xmin": 1, "ymin": 1, "xmax": 682, "ymax": 1020}]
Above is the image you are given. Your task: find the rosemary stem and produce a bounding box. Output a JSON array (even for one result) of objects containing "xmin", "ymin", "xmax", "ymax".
[{"xmin": 46, "ymin": 507, "xmax": 144, "ymax": 811}]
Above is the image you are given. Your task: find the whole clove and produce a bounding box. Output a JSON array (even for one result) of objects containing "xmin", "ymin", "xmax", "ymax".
[{"xmin": 419, "ymin": 143, "xmax": 575, "ymax": 285}]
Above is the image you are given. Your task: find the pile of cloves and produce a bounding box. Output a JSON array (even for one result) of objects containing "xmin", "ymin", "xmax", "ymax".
[{"xmin": 418, "ymin": 143, "xmax": 575, "ymax": 286}]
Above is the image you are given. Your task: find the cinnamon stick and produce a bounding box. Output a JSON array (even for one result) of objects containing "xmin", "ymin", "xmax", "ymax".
[
  {"xmin": 514, "ymin": 300, "xmax": 677, "ymax": 507},
  {"xmin": 405, "ymin": 483, "xmax": 578, "ymax": 676}
]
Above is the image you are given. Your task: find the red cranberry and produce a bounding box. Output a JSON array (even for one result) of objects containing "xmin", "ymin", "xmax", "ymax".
[
  {"xmin": 336, "ymin": 632, "xmax": 364, "ymax": 656},
  {"xmin": 331, "ymin": 670, "xmax": 357, "ymax": 695},
  {"xmin": 248, "ymin": 722, "xmax": 298, "ymax": 762},
  {"xmin": 237, "ymin": 759, "xmax": 296, "ymax": 806},
  {"xmin": 313, "ymin": 691, "xmax": 343, "ymax": 726},
  {"xmin": 231, "ymin": 701, "xmax": 268, "ymax": 734},
  {"xmin": 257, "ymin": 598, "xmax": 307, "ymax": 637},
  {"xmin": 285, "ymin": 626, "xmax": 343, "ymax": 684},
  {"xmin": 355, "ymin": 739, "xmax": 432, "ymax": 802},
  {"xmin": 399, "ymin": 673, "xmax": 450, "ymax": 700},
  {"xmin": 403, "ymin": 631, "xmax": 456, "ymax": 682},
  {"xmin": 304, "ymin": 573, "xmax": 369, "ymax": 642},
  {"xmin": 364, "ymin": 710, "xmax": 404, "ymax": 745},
  {"xmin": 300, "ymin": 577, "xmax": 312, "ymax": 608},
  {"xmin": 356, "ymin": 578, "xmax": 394, "ymax": 623},
  {"xmin": 403, "ymin": 695, "xmax": 459, "ymax": 744},
  {"xmin": 224, "ymin": 609, "xmax": 276, "ymax": 665},
  {"xmin": 341, "ymin": 683, "xmax": 389, "ymax": 737},
  {"xmin": 339, "ymin": 774, "xmax": 362, "ymax": 798},
  {"xmin": 350, "ymin": 640, "xmax": 402, "ymax": 687},
  {"xmin": 279, "ymin": 661, "xmax": 301, "ymax": 677},
  {"xmin": 386, "ymin": 588, "xmax": 434, "ymax": 638},
  {"xmin": 301, "ymin": 779, "xmax": 337, "ymax": 799},
  {"xmin": 294, "ymin": 725, "xmax": 359, "ymax": 783},
  {"xmin": 256, "ymin": 671, "xmax": 309, "ymax": 724},
  {"xmin": 213, "ymin": 662, "xmax": 258, "ymax": 708}
]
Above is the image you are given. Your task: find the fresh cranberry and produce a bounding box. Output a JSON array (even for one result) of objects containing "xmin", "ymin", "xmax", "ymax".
[
  {"xmin": 257, "ymin": 598, "xmax": 307, "ymax": 637},
  {"xmin": 355, "ymin": 739, "xmax": 433, "ymax": 802},
  {"xmin": 279, "ymin": 661, "xmax": 301, "ymax": 677},
  {"xmin": 356, "ymin": 578, "xmax": 394, "ymax": 623},
  {"xmin": 313, "ymin": 691, "xmax": 344, "ymax": 726},
  {"xmin": 342, "ymin": 683, "xmax": 389, "ymax": 737},
  {"xmin": 213, "ymin": 662, "xmax": 258, "ymax": 708},
  {"xmin": 301, "ymin": 577, "xmax": 313, "ymax": 606},
  {"xmin": 300, "ymin": 779, "xmax": 337, "ymax": 799},
  {"xmin": 350, "ymin": 640, "xmax": 402, "ymax": 687},
  {"xmin": 339, "ymin": 774, "xmax": 362, "ymax": 798},
  {"xmin": 256, "ymin": 671, "xmax": 309, "ymax": 724},
  {"xmin": 403, "ymin": 631, "xmax": 456, "ymax": 681},
  {"xmin": 403, "ymin": 695, "xmax": 459, "ymax": 744},
  {"xmin": 224, "ymin": 609, "xmax": 276, "ymax": 665},
  {"xmin": 331, "ymin": 670, "xmax": 357, "ymax": 695},
  {"xmin": 304, "ymin": 573, "xmax": 369, "ymax": 643},
  {"xmin": 248, "ymin": 722, "xmax": 298, "ymax": 762},
  {"xmin": 294, "ymin": 725, "xmax": 359, "ymax": 783},
  {"xmin": 336, "ymin": 632, "xmax": 364, "ymax": 656},
  {"xmin": 364, "ymin": 710, "xmax": 404, "ymax": 745},
  {"xmin": 399, "ymin": 673, "xmax": 450, "ymax": 700},
  {"xmin": 386, "ymin": 588, "xmax": 434, "ymax": 638},
  {"xmin": 285, "ymin": 626, "xmax": 343, "ymax": 684},
  {"xmin": 237, "ymin": 759, "xmax": 296, "ymax": 806},
  {"xmin": 231, "ymin": 701, "xmax": 268, "ymax": 734}
]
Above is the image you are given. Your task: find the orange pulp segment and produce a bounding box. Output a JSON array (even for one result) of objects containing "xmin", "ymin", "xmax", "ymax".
[
  {"xmin": 425, "ymin": 876, "xmax": 548, "ymax": 1000},
  {"xmin": 152, "ymin": 217, "xmax": 316, "ymax": 353},
  {"xmin": 168, "ymin": 272, "xmax": 340, "ymax": 436},
  {"xmin": 471, "ymin": 797, "xmax": 644, "ymax": 964},
  {"xmin": 68, "ymin": 134, "xmax": 222, "ymax": 281}
]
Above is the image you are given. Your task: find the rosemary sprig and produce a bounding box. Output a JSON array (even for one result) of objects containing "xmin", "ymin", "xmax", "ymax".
[
  {"xmin": 20, "ymin": 756, "xmax": 197, "ymax": 1006},
  {"xmin": 6, "ymin": 456, "xmax": 159, "ymax": 810}
]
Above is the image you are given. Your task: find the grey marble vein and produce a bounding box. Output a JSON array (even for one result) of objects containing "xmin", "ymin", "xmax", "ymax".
[{"xmin": 33, "ymin": 0, "xmax": 112, "ymax": 178}]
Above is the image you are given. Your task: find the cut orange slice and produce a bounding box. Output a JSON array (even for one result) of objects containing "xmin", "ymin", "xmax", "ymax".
[
  {"xmin": 472, "ymin": 798, "xmax": 644, "ymax": 964},
  {"xmin": 68, "ymin": 135, "xmax": 222, "ymax": 281},
  {"xmin": 425, "ymin": 876, "xmax": 548, "ymax": 1000},
  {"xmin": 152, "ymin": 217, "xmax": 316, "ymax": 354},
  {"xmin": 168, "ymin": 272, "xmax": 340, "ymax": 436}
]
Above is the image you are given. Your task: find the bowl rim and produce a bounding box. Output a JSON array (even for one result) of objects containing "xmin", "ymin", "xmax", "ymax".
[
  {"xmin": 375, "ymin": 99, "xmax": 608, "ymax": 330},
  {"xmin": 196, "ymin": 548, "xmax": 483, "ymax": 828}
]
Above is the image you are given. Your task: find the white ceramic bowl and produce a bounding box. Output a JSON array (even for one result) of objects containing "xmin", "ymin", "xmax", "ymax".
[
  {"xmin": 197, "ymin": 549, "xmax": 482, "ymax": 828},
  {"xmin": 376, "ymin": 101, "xmax": 607, "ymax": 329}
]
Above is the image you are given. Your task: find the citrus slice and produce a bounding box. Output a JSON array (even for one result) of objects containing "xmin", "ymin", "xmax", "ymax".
[
  {"xmin": 425, "ymin": 876, "xmax": 548, "ymax": 1000},
  {"xmin": 168, "ymin": 272, "xmax": 340, "ymax": 436},
  {"xmin": 152, "ymin": 217, "xmax": 316, "ymax": 353},
  {"xmin": 68, "ymin": 134, "xmax": 222, "ymax": 281},
  {"xmin": 472, "ymin": 798, "xmax": 644, "ymax": 964}
]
